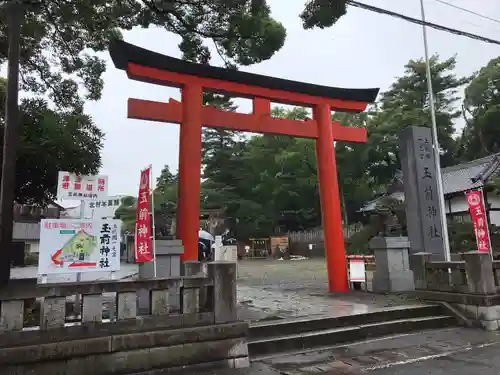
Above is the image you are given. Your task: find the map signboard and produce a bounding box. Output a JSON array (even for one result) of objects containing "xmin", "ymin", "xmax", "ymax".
[{"xmin": 38, "ymin": 219, "xmax": 121, "ymax": 275}]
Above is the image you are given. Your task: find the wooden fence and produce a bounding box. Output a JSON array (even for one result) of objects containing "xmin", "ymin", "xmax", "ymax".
[{"xmin": 287, "ymin": 224, "xmax": 363, "ymax": 257}]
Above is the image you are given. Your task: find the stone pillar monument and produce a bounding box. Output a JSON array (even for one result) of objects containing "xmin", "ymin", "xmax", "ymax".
[{"xmin": 399, "ymin": 126, "xmax": 446, "ymax": 260}]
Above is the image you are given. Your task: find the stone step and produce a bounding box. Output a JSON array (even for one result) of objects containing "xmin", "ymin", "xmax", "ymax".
[
  {"xmin": 249, "ymin": 304, "xmax": 445, "ymax": 340},
  {"xmin": 249, "ymin": 314, "xmax": 457, "ymax": 358}
]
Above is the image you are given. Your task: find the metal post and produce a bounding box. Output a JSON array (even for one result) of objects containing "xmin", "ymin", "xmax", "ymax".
[
  {"xmin": 419, "ymin": 0, "xmax": 451, "ymax": 261},
  {"xmin": 0, "ymin": 1, "xmax": 23, "ymax": 285},
  {"xmin": 74, "ymin": 200, "xmax": 84, "ymax": 314},
  {"xmin": 150, "ymin": 165, "xmax": 157, "ymax": 277}
]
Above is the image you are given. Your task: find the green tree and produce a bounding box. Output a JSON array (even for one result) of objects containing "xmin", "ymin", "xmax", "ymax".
[
  {"xmin": 333, "ymin": 111, "xmax": 376, "ymax": 223},
  {"xmin": 1, "ymin": 0, "xmax": 287, "ymax": 110},
  {"xmin": 114, "ymin": 196, "xmax": 136, "ymax": 234},
  {"xmin": 207, "ymin": 106, "xmax": 322, "ymax": 237},
  {"xmin": 155, "ymin": 164, "xmax": 178, "ymax": 207},
  {"xmin": 271, "ymin": 106, "xmax": 309, "ymax": 120},
  {"xmin": 459, "ymin": 57, "xmax": 500, "ymax": 160},
  {"xmin": 0, "ymin": 78, "xmax": 103, "ymax": 204},
  {"xmin": 266, "ymin": 106, "xmax": 320, "ymax": 231},
  {"xmin": 114, "ymin": 165, "xmax": 179, "ymax": 238},
  {"xmin": 154, "ymin": 165, "xmax": 178, "ymax": 237},
  {"xmin": 367, "ymin": 56, "xmax": 468, "ymax": 187},
  {"xmin": 300, "ymin": 0, "xmax": 348, "ymax": 29}
]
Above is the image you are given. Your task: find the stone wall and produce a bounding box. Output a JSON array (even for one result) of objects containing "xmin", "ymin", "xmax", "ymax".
[
  {"xmin": 0, "ymin": 321, "xmax": 249, "ymax": 374},
  {"xmin": 456, "ymin": 304, "xmax": 500, "ymax": 331},
  {"xmin": 0, "ymin": 261, "xmax": 248, "ymax": 374}
]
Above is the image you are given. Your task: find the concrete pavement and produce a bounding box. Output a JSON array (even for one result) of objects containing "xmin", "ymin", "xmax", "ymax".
[
  {"xmin": 258, "ymin": 327, "xmax": 500, "ymax": 373},
  {"xmin": 166, "ymin": 328, "xmax": 500, "ymax": 374},
  {"xmin": 369, "ymin": 341, "xmax": 500, "ymax": 374}
]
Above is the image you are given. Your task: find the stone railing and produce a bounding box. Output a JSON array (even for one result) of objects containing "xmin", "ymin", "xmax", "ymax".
[
  {"xmin": 411, "ymin": 252, "xmax": 495, "ymax": 295},
  {"xmin": 411, "ymin": 252, "xmax": 500, "ymax": 331},
  {"xmin": 0, "ymin": 262, "xmax": 248, "ymax": 374}
]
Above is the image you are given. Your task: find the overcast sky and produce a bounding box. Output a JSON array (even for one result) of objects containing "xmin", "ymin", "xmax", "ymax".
[{"xmin": 56, "ymin": 0, "xmax": 500, "ymax": 196}]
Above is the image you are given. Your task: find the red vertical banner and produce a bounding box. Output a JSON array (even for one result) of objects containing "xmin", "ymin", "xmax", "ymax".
[
  {"xmin": 135, "ymin": 167, "xmax": 152, "ymax": 263},
  {"xmin": 466, "ymin": 189, "xmax": 491, "ymax": 253}
]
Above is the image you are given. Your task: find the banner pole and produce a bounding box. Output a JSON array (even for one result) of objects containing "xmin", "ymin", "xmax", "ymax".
[
  {"xmin": 134, "ymin": 222, "xmax": 138, "ymax": 263},
  {"xmin": 74, "ymin": 199, "xmax": 85, "ymax": 315},
  {"xmin": 150, "ymin": 164, "xmax": 157, "ymax": 278},
  {"xmin": 480, "ymin": 188, "xmax": 494, "ymax": 260}
]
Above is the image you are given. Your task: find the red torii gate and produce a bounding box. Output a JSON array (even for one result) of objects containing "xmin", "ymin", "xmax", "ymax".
[{"xmin": 110, "ymin": 40, "xmax": 379, "ymax": 292}]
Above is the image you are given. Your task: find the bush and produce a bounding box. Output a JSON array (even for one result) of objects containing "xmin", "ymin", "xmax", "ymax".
[{"xmin": 24, "ymin": 252, "xmax": 39, "ymax": 266}]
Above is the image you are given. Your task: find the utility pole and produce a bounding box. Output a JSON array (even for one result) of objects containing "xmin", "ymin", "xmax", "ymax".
[
  {"xmin": 0, "ymin": 1, "xmax": 23, "ymax": 286},
  {"xmin": 419, "ymin": 0, "xmax": 451, "ymax": 261}
]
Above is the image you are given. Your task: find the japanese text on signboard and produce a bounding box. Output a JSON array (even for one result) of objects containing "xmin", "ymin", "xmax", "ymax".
[
  {"xmin": 89, "ymin": 199, "xmax": 121, "ymax": 209},
  {"xmin": 466, "ymin": 190, "xmax": 490, "ymax": 253},
  {"xmin": 135, "ymin": 167, "xmax": 153, "ymax": 263},
  {"xmin": 57, "ymin": 172, "xmax": 108, "ymax": 201},
  {"xmin": 417, "ymin": 137, "xmax": 441, "ymax": 240},
  {"xmin": 99, "ymin": 221, "xmax": 120, "ymax": 268}
]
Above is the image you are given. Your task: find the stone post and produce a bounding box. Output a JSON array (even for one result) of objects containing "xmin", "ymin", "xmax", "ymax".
[
  {"xmin": 462, "ymin": 251, "xmax": 496, "ymax": 294},
  {"xmin": 137, "ymin": 240, "xmax": 184, "ymax": 315},
  {"xmin": 183, "ymin": 261, "xmax": 203, "ymax": 313},
  {"xmin": 410, "ymin": 252, "xmax": 432, "ymax": 290},
  {"xmin": 207, "ymin": 262, "xmax": 237, "ymax": 323},
  {"xmin": 369, "ymin": 236, "xmax": 415, "ymax": 293}
]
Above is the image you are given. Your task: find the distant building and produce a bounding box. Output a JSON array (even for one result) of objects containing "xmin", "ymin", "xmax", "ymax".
[
  {"xmin": 12, "ymin": 201, "xmax": 64, "ymax": 265},
  {"xmin": 360, "ymin": 154, "xmax": 500, "ymax": 225}
]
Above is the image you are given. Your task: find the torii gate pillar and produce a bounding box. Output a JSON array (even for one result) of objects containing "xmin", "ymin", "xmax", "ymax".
[
  {"xmin": 176, "ymin": 84, "xmax": 203, "ymax": 261},
  {"xmin": 314, "ymin": 103, "xmax": 348, "ymax": 291}
]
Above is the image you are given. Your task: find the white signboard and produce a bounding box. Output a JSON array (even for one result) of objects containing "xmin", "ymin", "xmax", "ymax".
[
  {"xmin": 85, "ymin": 195, "xmax": 123, "ymax": 219},
  {"xmin": 38, "ymin": 219, "xmax": 121, "ymax": 275},
  {"xmin": 215, "ymin": 245, "xmax": 238, "ymax": 262},
  {"xmin": 56, "ymin": 171, "xmax": 108, "ymax": 201},
  {"xmin": 348, "ymin": 259, "xmax": 366, "ymax": 283}
]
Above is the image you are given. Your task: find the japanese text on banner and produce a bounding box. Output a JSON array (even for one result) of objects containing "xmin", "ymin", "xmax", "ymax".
[
  {"xmin": 466, "ymin": 189, "xmax": 491, "ymax": 253},
  {"xmin": 416, "ymin": 136, "xmax": 441, "ymax": 240},
  {"xmin": 135, "ymin": 167, "xmax": 153, "ymax": 263}
]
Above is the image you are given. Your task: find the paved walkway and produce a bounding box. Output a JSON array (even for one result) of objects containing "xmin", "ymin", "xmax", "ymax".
[
  {"xmin": 369, "ymin": 341, "xmax": 500, "ymax": 374},
  {"xmin": 258, "ymin": 327, "xmax": 500, "ymax": 373},
  {"xmin": 168, "ymin": 328, "xmax": 500, "ymax": 374}
]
